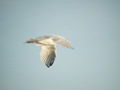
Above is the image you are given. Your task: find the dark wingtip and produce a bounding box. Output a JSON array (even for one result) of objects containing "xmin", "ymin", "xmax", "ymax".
[
  {"xmin": 70, "ymin": 46, "xmax": 74, "ymax": 50},
  {"xmin": 46, "ymin": 62, "xmax": 54, "ymax": 68},
  {"xmin": 47, "ymin": 65, "xmax": 50, "ymax": 68}
]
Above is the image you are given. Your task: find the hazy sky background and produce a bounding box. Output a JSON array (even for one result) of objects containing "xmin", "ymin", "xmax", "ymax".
[{"xmin": 0, "ymin": 0, "xmax": 120, "ymax": 90}]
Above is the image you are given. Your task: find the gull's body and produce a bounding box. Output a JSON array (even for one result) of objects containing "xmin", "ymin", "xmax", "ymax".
[{"xmin": 26, "ymin": 35, "xmax": 73, "ymax": 68}]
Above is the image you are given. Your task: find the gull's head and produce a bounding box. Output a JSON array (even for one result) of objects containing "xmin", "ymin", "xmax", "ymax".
[{"xmin": 26, "ymin": 39, "xmax": 35, "ymax": 43}]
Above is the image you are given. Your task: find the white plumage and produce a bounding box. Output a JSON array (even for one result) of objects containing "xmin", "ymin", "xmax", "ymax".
[{"xmin": 26, "ymin": 35, "xmax": 74, "ymax": 68}]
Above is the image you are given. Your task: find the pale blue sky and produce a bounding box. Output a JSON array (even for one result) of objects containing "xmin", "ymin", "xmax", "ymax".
[{"xmin": 0, "ymin": 0, "xmax": 120, "ymax": 90}]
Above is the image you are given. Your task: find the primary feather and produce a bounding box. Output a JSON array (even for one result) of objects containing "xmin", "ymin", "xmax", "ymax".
[{"xmin": 26, "ymin": 35, "xmax": 73, "ymax": 67}]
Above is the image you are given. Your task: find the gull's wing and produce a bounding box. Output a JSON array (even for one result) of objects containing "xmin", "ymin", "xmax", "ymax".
[
  {"xmin": 38, "ymin": 35, "xmax": 74, "ymax": 49},
  {"xmin": 40, "ymin": 45, "xmax": 56, "ymax": 68},
  {"xmin": 50, "ymin": 35, "xmax": 74, "ymax": 49}
]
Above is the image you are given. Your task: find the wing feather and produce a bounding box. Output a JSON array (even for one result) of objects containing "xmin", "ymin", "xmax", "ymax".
[
  {"xmin": 50, "ymin": 35, "xmax": 74, "ymax": 49},
  {"xmin": 40, "ymin": 45, "xmax": 56, "ymax": 67}
]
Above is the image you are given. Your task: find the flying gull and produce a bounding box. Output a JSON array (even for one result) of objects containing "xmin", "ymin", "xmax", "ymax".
[{"xmin": 26, "ymin": 35, "xmax": 74, "ymax": 68}]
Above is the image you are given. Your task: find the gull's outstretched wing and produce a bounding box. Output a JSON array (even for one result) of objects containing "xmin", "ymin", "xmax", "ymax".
[
  {"xmin": 37, "ymin": 35, "xmax": 74, "ymax": 49},
  {"xmin": 50, "ymin": 35, "xmax": 74, "ymax": 49},
  {"xmin": 40, "ymin": 45, "xmax": 56, "ymax": 67}
]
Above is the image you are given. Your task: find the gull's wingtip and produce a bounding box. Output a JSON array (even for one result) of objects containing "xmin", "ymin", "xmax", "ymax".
[{"xmin": 70, "ymin": 47, "xmax": 74, "ymax": 50}]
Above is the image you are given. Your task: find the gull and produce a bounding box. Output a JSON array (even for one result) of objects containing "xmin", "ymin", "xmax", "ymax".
[{"xmin": 26, "ymin": 35, "xmax": 74, "ymax": 68}]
